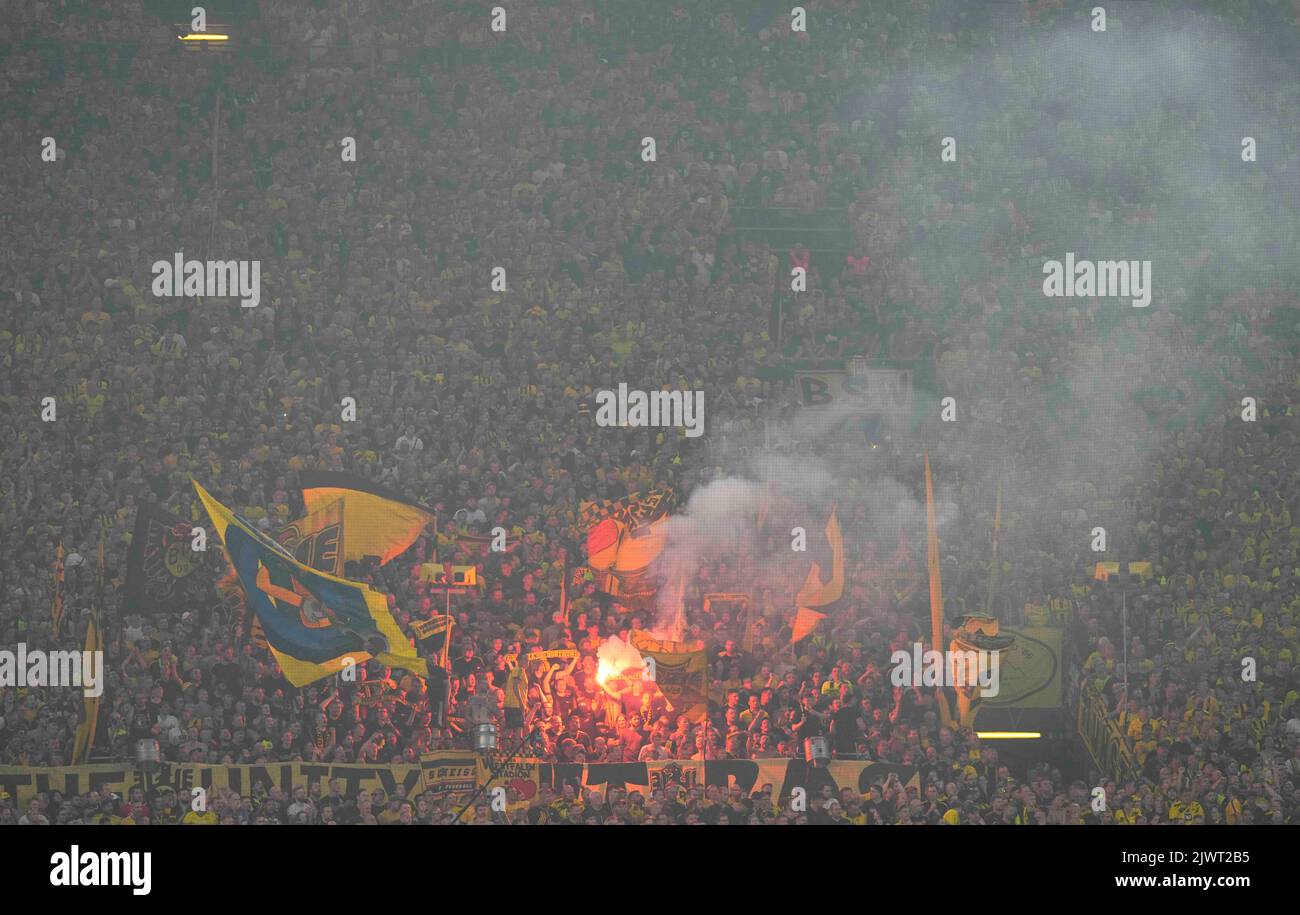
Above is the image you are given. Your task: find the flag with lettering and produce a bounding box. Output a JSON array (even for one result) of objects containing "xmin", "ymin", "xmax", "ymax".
[
  {"xmin": 299, "ymin": 472, "xmax": 435, "ymax": 566},
  {"xmin": 277, "ymin": 496, "xmax": 345, "ymax": 576}
]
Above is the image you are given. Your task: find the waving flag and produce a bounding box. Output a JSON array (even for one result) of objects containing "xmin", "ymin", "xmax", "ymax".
[
  {"xmin": 582, "ymin": 491, "xmax": 674, "ymax": 611},
  {"xmin": 794, "ymin": 506, "xmax": 844, "ymax": 608},
  {"xmin": 579, "ymin": 488, "xmax": 675, "ymax": 532},
  {"xmin": 69, "ymin": 612, "xmax": 102, "ymax": 765},
  {"xmin": 194, "ymin": 481, "xmax": 427, "ymax": 687},
  {"xmin": 277, "ymin": 496, "xmax": 345, "ymax": 575},
  {"xmin": 790, "ymin": 607, "xmax": 827, "ymax": 644},
  {"xmin": 299, "ymin": 472, "xmax": 434, "ymax": 565}
]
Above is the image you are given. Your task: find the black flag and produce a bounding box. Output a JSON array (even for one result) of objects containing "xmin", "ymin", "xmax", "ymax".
[{"xmin": 124, "ymin": 503, "xmax": 212, "ymax": 614}]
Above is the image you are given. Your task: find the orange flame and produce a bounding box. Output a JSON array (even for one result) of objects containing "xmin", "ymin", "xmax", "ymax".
[{"xmin": 595, "ymin": 635, "xmax": 644, "ymax": 690}]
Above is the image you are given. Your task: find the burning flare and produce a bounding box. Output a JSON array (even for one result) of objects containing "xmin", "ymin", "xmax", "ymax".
[{"xmin": 595, "ymin": 634, "xmax": 644, "ymax": 690}]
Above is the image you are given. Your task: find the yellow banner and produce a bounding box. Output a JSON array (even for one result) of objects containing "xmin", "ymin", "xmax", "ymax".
[
  {"xmin": 0, "ymin": 761, "xmax": 426, "ymax": 809},
  {"xmin": 3, "ymin": 755, "xmax": 925, "ymax": 811},
  {"xmin": 539, "ymin": 757, "xmax": 921, "ymax": 801},
  {"xmin": 419, "ymin": 750, "xmax": 478, "ymax": 798}
]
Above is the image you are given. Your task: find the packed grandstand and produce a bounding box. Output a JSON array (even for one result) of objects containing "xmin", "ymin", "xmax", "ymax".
[{"xmin": 2, "ymin": 0, "xmax": 1299, "ymax": 826}]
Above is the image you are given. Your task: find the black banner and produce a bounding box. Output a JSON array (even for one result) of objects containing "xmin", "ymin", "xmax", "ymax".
[{"xmin": 124, "ymin": 504, "xmax": 212, "ymax": 615}]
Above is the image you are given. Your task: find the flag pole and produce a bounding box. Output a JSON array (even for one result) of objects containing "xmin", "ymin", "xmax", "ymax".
[
  {"xmin": 451, "ymin": 724, "xmax": 540, "ymax": 824},
  {"xmin": 443, "ymin": 586, "xmax": 452, "ymax": 670},
  {"xmin": 925, "ymin": 450, "xmax": 955, "ymax": 729},
  {"xmin": 560, "ymin": 551, "xmax": 570, "ymax": 627},
  {"xmin": 52, "ymin": 541, "xmax": 65, "ymax": 639},
  {"xmin": 923, "ymin": 450, "xmax": 944, "ymax": 653}
]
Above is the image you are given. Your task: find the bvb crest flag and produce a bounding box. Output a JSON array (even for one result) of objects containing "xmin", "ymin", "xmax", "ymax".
[
  {"xmin": 299, "ymin": 472, "xmax": 434, "ymax": 566},
  {"xmin": 194, "ymin": 481, "xmax": 428, "ymax": 687},
  {"xmin": 125, "ymin": 503, "xmax": 211, "ymax": 614},
  {"xmin": 630, "ymin": 630, "xmax": 708, "ymax": 722}
]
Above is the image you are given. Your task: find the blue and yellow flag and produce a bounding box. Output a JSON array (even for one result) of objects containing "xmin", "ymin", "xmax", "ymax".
[{"xmin": 194, "ymin": 481, "xmax": 427, "ymax": 687}]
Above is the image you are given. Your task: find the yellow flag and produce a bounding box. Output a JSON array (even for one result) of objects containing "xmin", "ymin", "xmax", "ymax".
[
  {"xmin": 69, "ymin": 613, "xmax": 102, "ymax": 764},
  {"xmin": 790, "ymin": 607, "xmax": 827, "ymax": 644},
  {"xmin": 924, "ymin": 451, "xmax": 944, "ymax": 652},
  {"xmin": 299, "ymin": 472, "xmax": 434, "ymax": 565},
  {"xmin": 794, "ymin": 506, "xmax": 843, "ymax": 607},
  {"xmin": 277, "ymin": 496, "xmax": 345, "ymax": 575}
]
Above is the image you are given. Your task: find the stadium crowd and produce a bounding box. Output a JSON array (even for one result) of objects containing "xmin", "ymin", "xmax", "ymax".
[{"xmin": 2, "ymin": 0, "xmax": 1299, "ymax": 823}]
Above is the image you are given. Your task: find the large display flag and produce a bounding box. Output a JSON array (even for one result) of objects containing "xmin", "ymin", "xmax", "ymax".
[
  {"xmin": 582, "ymin": 492, "xmax": 674, "ymax": 612},
  {"xmin": 277, "ymin": 496, "xmax": 345, "ymax": 576},
  {"xmin": 194, "ymin": 481, "xmax": 428, "ymax": 687},
  {"xmin": 299, "ymin": 472, "xmax": 434, "ymax": 565},
  {"xmin": 124, "ymin": 503, "xmax": 211, "ymax": 614},
  {"xmin": 610, "ymin": 516, "xmax": 668, "ymax": 574}
]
